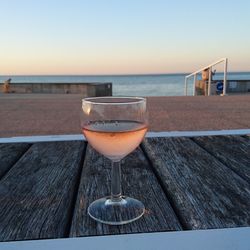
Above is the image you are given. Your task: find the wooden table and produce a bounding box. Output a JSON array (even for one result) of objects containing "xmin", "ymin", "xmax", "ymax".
[{"xmin": 0, "ymin": 135, "xmax": 249, "ymax": 242}]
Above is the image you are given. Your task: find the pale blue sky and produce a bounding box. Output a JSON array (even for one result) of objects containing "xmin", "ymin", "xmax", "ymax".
[{"xmin": 0, "ymin": 0, "xmax": 249, "ymax": 74}]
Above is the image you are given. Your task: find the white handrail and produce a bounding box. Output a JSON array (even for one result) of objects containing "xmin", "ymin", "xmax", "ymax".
[
  {"xmin": 223, "ymin": 59, "xmax": 228, "ymax": 96},
  {"xmin": 184, "ymin": 58, "xmax": 228, "ymax": 96}
]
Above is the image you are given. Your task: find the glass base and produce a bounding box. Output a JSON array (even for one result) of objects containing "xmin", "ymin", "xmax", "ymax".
[{"xmin": 88, "ymin": 196, "xmax": 145, "ymax": 225}]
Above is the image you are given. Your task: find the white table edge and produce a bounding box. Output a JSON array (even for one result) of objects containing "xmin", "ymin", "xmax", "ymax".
[{"xmin": 0, "ymin": 227, "xmax": 249, "ymax": 250}]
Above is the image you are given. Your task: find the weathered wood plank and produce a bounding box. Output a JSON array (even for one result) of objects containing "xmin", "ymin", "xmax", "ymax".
[
  {"xmin": 0, "ymin": 141, "xmax": 86, "ymax": 242},
  {"xmin": 192, "ymin": 136, "xmax": 250, "ymax": 182},
  {"xmin": 142, "ymin": 137, "xmax": 250, "ymax": 230},
  {"xmin": 70, "ymin": 145, "xmax": 182, "ymax": 237},
  {"xmin": 0, "ymin": 143, "xmax": 30, "ymax": 178}
]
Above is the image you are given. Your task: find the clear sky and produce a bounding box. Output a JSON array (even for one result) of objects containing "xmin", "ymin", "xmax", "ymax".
[{"xmin": 0, "ymin": 0, "xmax": 250, "ymax": 75}]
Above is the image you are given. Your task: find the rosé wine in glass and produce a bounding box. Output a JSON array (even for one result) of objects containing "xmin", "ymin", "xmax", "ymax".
[{"xmin": 82, "ymin": 120, "xmax": 147, "ymax": 161}]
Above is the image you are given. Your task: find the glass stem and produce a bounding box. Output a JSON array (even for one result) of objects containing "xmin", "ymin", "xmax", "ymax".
[{"xmin": 111, "ymin": 160, "xmax": 122, "ymax": 202}]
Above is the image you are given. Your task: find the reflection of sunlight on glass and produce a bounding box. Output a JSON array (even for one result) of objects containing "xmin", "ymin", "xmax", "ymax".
[{"xmin": 82, "ymin": 104, "xmax": 91, "ymax": 115}]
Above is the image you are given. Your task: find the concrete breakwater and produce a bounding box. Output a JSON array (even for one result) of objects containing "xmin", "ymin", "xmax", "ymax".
[{"xmin": 1, "ymin": 82, "xmax": 112, "ymax": 96}]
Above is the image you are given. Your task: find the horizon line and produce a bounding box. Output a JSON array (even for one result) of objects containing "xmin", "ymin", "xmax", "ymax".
[{"xmin": 1, "ymin": 71, "xmax": 250, "ymax": 77}]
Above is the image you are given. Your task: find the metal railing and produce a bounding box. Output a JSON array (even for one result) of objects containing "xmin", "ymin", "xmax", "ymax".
[{"xmin": 184, "ymin": 58, "xmax": 228, "ymax": 96}]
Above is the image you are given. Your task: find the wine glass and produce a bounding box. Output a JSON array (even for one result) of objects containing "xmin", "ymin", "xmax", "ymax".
[{"xmin": 81, "ymin": 97, "xmax": 148, "ymax": 225}]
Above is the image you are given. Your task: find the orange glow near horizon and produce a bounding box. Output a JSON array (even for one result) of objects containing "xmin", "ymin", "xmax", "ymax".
[
  {"xmin": 0, "ymin": 40, "xmax": 170, "ymax": 75},
  {"xmin": 1, "ymin": 42, "xmax": 249, "ymax": 75},
  {"xmin": 1, "ymin": 56, "xmax": 250, "ymax": 75}
]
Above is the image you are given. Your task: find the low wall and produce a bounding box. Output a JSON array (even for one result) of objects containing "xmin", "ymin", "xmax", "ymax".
[
  {"xmin": 227, "ymin": 80, "xmax": 250, "ymax": 93},
  {"xmin": 195, "ymin": 80, "xmax": 250, "ymax": 95},
  {"xmin": 0, "ymin": 82, "xmax": 112, "ymax": 96}
]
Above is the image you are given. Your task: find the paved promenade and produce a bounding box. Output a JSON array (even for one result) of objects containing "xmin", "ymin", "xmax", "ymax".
[{"xmin": 0, "ymin": 94, "xmax": 249, "ymax": 137}]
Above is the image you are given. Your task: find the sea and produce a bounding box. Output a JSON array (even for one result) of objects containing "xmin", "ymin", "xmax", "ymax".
[{"xmin": 1, "ymin": 72, "xmax": 250, "ymax": 96}]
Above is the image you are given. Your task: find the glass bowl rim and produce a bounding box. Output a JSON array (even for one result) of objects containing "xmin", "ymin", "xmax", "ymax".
[{"xmin": 82, "ymin": 96, "xmax": 146, "ymax": 105}]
